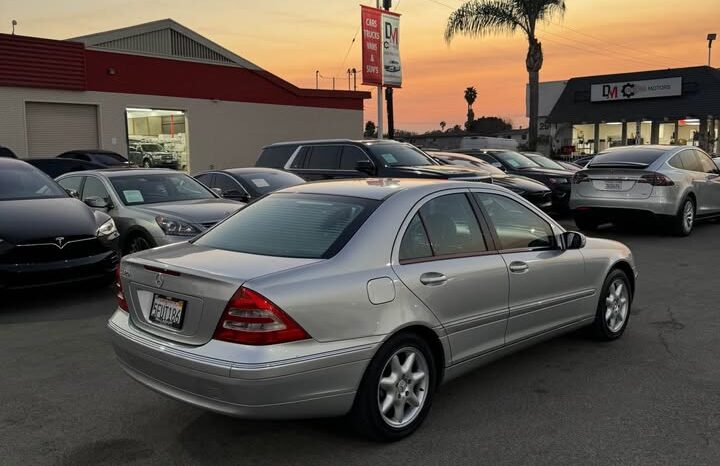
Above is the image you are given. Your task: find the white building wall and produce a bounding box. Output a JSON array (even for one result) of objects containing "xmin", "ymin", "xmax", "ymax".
[{"xmin": 0, "ymin": 87, "xmax": 363, "ymax": 170}]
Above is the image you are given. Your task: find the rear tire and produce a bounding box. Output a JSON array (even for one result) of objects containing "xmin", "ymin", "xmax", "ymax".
[
  {"xmin": 143, "ymin": 159, "xmax": 152, "ymax": 168},
  {"xmin": 350, "ymin": 332, "xmax": 436, "ymax": 442},
  {"xmin": 573, "ymin": 212, "xmax": 599, "ymax": 231},
  {"xmin": 671, "ymin": 197, "xmax": 695, "ymax": 236},
  {"xmin": 591, "ymin": 269, "xmax": 632, "ymax": 340}
]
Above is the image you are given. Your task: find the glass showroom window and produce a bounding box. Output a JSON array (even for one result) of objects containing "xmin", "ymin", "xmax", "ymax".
[
  {"xmin": 126, "ymin": 108, "xmax": 190, "ymax": 171},
  {"xmin": 598, "ymin": 122, "xmax": 623, "ymax": 151},
  {"xmin": 677, "ymin": 119, "xmax": 701, "ymax": 146},
  {"xmin": 572, "ymin": 124, "xmax": 595, "ymax": 155}
]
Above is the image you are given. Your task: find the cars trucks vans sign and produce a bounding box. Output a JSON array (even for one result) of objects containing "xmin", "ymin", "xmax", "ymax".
[
  {"xmin": 591, "ymin": 77, "xmax": 682, "ymax": 102},
  {"xmin": 361, "ymin": 5, "xmax": 402, "ymax": 87}
]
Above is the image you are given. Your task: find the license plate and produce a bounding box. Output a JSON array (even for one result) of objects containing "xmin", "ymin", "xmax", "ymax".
[
  {"xmin": 149, "ymin": 294, "xmax": 186, "ymax": 329},
  {"xmin": 604, "ymin": 181, "xmax": 622, "ymax": 190}
]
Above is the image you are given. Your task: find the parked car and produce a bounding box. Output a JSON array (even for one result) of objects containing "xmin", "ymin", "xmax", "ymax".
[
  {"xmin": 56, "ymin": 169, "xmax": 244, "ymax": 254},
  {"xmin": 0, "ymin": 158, "xmax": 119, "ymax": 289},
  {"xmin": 58, "ymin": 149, "xmax": 131, "ymax": 167},
  {"xmin": 522, "ymin": 152, "xmax": 580, "ymax": 172},
  {"xmin": 193, "ymin": 168, "xmax": 305, "ymax": 202},
  {"xmin": 450, "ymin": 149, "xmax": 574, "ymax": 211},
  {"xmin": 128, "ymin": 143, "xmax": 179, "ymax": 169},
  {"xmin": 109, "ymin": 178, "xmax": 636, "ymax": 441},
  {"xmin": 0, "ymin": 145, "xmax": 17, "ymax": 158},
  {"xmin": 429, "ymin": 151, "xmax": 552, "ymax": 209},
  {"xmin": 26, "ymin": 158, "xmax": 106, "ymax": 178},
  {"xmin": 571, "ymin": 145, "xmax": 720, "ymax": 236},
  {"xmin": 256, "ymin": 139, "xmax": 493, "ymax": 183},
  {"xmin": 570, "ymin": 154, "xmax": 596, "ymax": 168}
]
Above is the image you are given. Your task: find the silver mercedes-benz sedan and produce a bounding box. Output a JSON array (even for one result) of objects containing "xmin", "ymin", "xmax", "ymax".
[
  {"xmin": 109, "ymin": 179, "xmax": 637, "ymax": 441},
  {"xmin": 570, "ymin": 145, "xmax": 720, "ymax": 236}
]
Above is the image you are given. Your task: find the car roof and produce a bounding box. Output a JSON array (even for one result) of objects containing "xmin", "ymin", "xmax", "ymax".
[
  {"xmin": 274, "ymin": 178, "xmax": 499, "ymax": 201},
  {"xmin": 199, "ymin": 167, "xmax": 289, "ymax": 176},
  {"xmin": 57, "ymin": 168, "xmax": 178, "ymax": 178},
  {"xmin": 600, "ymin": 144, "xmax": 681, "ymax": 153},
  {"xmin": 61, "ymin": 149, "xmax": 123, "ymax": 155},
  {"xmin": 264, "ymin": 139, "xmax": 404, "ymax": 148},
  {"xmin": 0, "ymin": 157, "xmax": 33, "ymax": 169}
]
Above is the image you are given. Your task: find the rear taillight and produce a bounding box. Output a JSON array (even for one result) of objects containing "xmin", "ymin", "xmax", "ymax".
[
  {"xmin": 213, "ymin": 287, "xmax": 310, "ymax": 345},
  {"xmin": 116, "ymin": 266, "xmax": 128, "ymax": 312},
  {"xmin": 639, "ymin": 172, "xmax": 675, "ymax": 186},
  {"xmin": 573, "ymin": 172, "xmax": 590, "ymax": 184}
]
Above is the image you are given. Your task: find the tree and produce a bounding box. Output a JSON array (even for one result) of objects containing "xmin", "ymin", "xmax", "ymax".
[
  {"xmin": 364, "ymin": 121, "xmax": 377, "ymax": 138},
  {"xmin": 463, "ymin": 87, "xmax": 477, "ymax": 127},
  {"xmin": 466, "ymin": 116, "xmax": 512, "ymax": 134},
  {"xmin": 440, "ymin": 121, "xmax": 447, "ymax": 132},
  {"xmin": 446, "ymin": 0, "xmax": 566, "ymax": 150}
]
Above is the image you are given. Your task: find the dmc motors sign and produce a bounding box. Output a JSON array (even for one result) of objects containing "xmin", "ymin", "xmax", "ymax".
[{"xmin": 591, "ymin": 77, "xmax": 682, "ymax": 102}]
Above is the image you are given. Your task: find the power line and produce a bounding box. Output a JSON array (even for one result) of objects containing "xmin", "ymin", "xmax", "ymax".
[{"xmin": 335, "ymin": 26, "xmax": 360, "ymax": 77}]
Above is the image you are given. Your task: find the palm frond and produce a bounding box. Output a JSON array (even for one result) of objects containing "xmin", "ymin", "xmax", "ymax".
[{"xmin": 445, "ymin": 0, "xmax": 527, "ymax": 43}]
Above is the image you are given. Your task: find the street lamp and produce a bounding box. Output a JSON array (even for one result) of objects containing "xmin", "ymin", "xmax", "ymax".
[{"xmin": 709, "ymin": 33, "xmax": 717, "ymax": 67}]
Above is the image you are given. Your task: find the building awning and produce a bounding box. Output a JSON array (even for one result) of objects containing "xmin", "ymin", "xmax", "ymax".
[{"xmin": 547, "ymin": 66, "xmax": 720, "ymax": 123}]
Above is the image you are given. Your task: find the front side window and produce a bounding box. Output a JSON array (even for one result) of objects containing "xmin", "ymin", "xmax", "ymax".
[
  {"xmin": 57, "ymin": 176, "xmax": 83, "ymax": 193},
  {"xmin": 109, "ymin": 174, "xmax": 215, "ymax": 205},
  {"xmin": 475, "ymin": 193, "xmax": 555, "ymax": 250},
  {"xmin": 695, "ymin": 150, "xmax": 719, "ymax": 174},
  {"xmin": 195, "ymin": 194, "xmax": 378, "ymax": 259},
  {"xmin": 213, "ymin": 174, "xmax": 245, "ymax": 196},
  {"xmin": 82, "ymin": 177, "xmax": 110, "ymax": 203},
  {"xmin": 340, "ymin": 146, "xmax": 370, "ymax": 170}
]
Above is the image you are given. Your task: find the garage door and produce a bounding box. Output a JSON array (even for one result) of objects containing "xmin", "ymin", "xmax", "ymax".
[{"xmin": 26, "ymin": 102, "xmax": 99, "ymax": 157}]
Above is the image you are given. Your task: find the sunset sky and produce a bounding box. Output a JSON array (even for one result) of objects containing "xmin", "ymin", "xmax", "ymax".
[{"xmin": 3, "ymin": 0, "xmax": 718, "ymax": 132}]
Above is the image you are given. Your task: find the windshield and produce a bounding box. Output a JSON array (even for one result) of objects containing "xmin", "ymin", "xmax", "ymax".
[
  {"xmin": 493, "ymin": 151, "xmax": 541, "ymax": 169},
  {"xmin": 109, "ymin": 173, "xmax": 215, "ymax": 205},
  {"xmin": 91, "ymin": 153, "xmax": 128, "ymax": 165},
  {"xmin": 368, "ymin": 144, "xmax": 435, "ymax": 167},
  {"xmin": 525, "ymin": 154, "xmax": 565, "ymax": 170},
  {"xmin": 0, "ymin": 166, "xmax": 67, "ymax": 201},
  {"xmin": 235, "ymin": 171, "xmax": 304, "ymax": 196},
  {"xmin": 141, "ymin": 144, "xmax": 165, "ymax": 152},
  {"xmin": 589, "ymin": 148, "xmax": 666, "ymax": 167},
  {"xmin": 195, "ymin": 193, "xmax": 379, "ymax": 259}
]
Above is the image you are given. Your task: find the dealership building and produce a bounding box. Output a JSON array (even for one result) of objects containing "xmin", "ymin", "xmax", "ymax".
[
  {"xmin": 0, "ymin": 19, "xmax": 369, "ymax": 170},
  {"xmin": 532, "ymin": 66, "xmax": 720, "ymax": 156}
]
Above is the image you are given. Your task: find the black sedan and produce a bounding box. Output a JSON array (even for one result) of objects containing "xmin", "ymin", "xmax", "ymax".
[
  {"xmin": 450, "ymin": 149, "xmax": 574, "ymax": 211},
  {"xmin": 0, "ymin": 158, "xmax": 120, "ymax": 289},
  {"xmin": 58, "ymin": 149, "xmax": 131, "ymax": 167},
  {"xmin": 429, "ymin": 151, "xmax": 553, "ymax": 210},
  {"xmin": 193, "ymin": 168, "xmax": 305, "ymax": 202},
  {"xmin": 26, "ymin": 158, "xmax": 106, "ymax": 179}
]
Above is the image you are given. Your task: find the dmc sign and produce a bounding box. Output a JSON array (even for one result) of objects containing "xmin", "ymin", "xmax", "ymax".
[{"xmin": 591, "ymin": 77, "xmax": 682, "ymax": 102}]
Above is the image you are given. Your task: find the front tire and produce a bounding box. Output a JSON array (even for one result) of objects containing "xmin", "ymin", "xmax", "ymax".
[
  {"xmin": 350, "ymin": 333, "xmax": 436, "ymax": 442},
  {"xmin": 123, "ymin": 233, "xmax": 155, "ymax": 255},
  {"xmin": 142, "ymin": 159, "xmax": 152, "ymax": 168},
  {"xmin": 671, "ymin": 197, "xmax": 695, "ymax": 236},
  {"xmin": 591, "ymin": 269, "xmax": 632, "ymax": 340}
]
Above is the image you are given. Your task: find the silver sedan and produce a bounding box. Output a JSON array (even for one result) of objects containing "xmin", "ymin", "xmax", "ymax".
[
  {"xmin": 570, "ymin": 145, "xmax": 720, "ymax": 235},
  {"xmin": 109, "ymin": 179, "xmax": 637, "ymax": 441}
]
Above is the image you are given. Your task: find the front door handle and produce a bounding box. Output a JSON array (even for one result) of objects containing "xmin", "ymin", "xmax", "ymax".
[
  {"xmin": 419, "ymin": 272, "xmax": 447, "ymax": 286},
  {"xmin": 509, "ymin": 261, "xmax": 529, "ymax": 273}
]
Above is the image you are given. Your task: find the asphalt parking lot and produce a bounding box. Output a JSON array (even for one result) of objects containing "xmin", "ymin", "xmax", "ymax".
[{"xmin": 2, "ymin": 218, "xmax": 719, "ymax": 466}]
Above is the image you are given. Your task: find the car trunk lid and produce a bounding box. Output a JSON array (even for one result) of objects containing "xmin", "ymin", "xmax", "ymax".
[
  {"xmin": 575, "ymin": 167, "xmax": 654, "ymax": 199},
  {"xmin": 120, "ymin": 242, "xmax": 321, "ymax": 345}
]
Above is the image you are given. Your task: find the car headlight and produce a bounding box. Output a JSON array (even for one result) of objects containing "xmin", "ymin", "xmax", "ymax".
[
  {"xmin": 548, "ymin": 177, "xmax": 569, "ymax": 185},
  {"xmin": 96, "ymin": 219, "xmax": 119, "ymax": 238},
  {"xmin": 155, "ymin": 216, "xmax": 200, "ymax": 236},
  {"xmin": 152, "ymin": 154, "xmax": 163, "ymax": 159}
]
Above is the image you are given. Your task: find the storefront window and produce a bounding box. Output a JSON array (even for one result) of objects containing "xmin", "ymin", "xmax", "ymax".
[
  {"xmin": 627, "ymin": 121, "xmax": 652, "ymax": 145},
  {"xmin": 677, "ymin": 119, "xmax": 701, "ymax": 146},
  {"xmin": 598, "ymin": 123, "xmax": 623, "ymax": 151},
  {"xmin": 572, "ymin": 124, "xmax": 595, "ymax": 155},
  {"xmin": 126, "ymin": 108, "xmax": 190, "ymax": 171},
  {"xmin": 658, "ymin": 123, "xmax": 676, "ymax": 145}
]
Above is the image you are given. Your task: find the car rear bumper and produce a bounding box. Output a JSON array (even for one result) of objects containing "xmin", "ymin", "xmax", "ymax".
[
  {"xmin": 570, "ymin": 195, "xmax": 678, "ymax": 216},
  {"xmin": 107, "ymin": 310, "xmax": 377, "ymax": 419},
  {"xmin": 0, "ymin": 250, "xmax": 118, "ymax": 289}
]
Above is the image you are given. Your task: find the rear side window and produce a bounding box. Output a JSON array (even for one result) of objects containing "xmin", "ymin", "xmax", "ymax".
[
  {"xmin": 399, "ymin": 214, "xmax": 433, "ymax": 261},
  {"xmin": 679, "ymin": 150, "xmax": 702, "ymax": 172},
  {"xmin": 590, "ymin": 149, "xmax": 666, "ymax": 167},
  {"xmin": 256, "ymin": 145, "xmax": 298, "ymax": 168},
  {"xmin": 307, "ymin": 146, "xmax": 341, "ymax": 169},
  {"xmin": 668, "ymin": 155, "xmax": 684, "ymax": 169},
  {"xmin": 195, "ymin": 194, "xmax": 379, "ymax": 259}
]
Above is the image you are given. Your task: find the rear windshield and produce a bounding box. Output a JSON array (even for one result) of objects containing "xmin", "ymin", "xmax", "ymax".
[
  {"xmin": 194, "ymin": 193, "xmax": 379, "ymax": 259},
  {"xmin": 525, "ymin": 154, "xmax": 565, "ymax": 170},
  {"xmin": 0, "ymin": 165, "xmax": 67, "ymax": 201},
  {"xmin": 256, "ymin": 145, "xmax": 298, "ymax": 168},
  {"xmin": 589, "ymin": 148, "xmax": 665, "ymax": 167},
  {"xmin": 90, "ymin": 153, "xmax": 128, "ymax": 165},
  {"xmin": 234, "ymin": 171, "xmax": 304, "ymax": 196}
]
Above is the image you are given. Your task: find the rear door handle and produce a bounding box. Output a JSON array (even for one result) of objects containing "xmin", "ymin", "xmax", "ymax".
[
  {"xmin": 419, "ymin": 272, "xmax": 447, "ymax": 286},
  {"xmin": 508, "ymin": 261, "xmax": 529, "ymax": 273}
]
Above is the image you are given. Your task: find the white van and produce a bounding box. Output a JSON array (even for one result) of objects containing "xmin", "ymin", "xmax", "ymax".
[{"xmin": 460, "ymin": 136, "xmax": 519, "ymax": 151}]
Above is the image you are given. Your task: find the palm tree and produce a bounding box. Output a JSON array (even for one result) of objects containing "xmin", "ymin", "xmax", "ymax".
[
  {"xmin": 440, "ymin": 121, "xmax": 447, "ymax": 132},
  {"xmin": 463, "ymin": 87, "xmax": 478, "ymax": 126},
  {"xmin": 446, "ymin": 0, "xmax": 566, "ymax": 150}
]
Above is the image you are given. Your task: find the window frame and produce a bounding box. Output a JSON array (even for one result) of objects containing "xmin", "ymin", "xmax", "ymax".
[
  {"xmin": 396, "ymin": 189, "xmax": 499, "ymax": 265},
  {"xmin": 471, "ymin": 191, "xmax": 559, "ymax": 253},
  {"xmin": 213, "ymin": 172, "xmax": 250, "ymax": 196}
]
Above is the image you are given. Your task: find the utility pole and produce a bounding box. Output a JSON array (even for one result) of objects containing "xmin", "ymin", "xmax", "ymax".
[
  {"xmin": 383, "ymin": 0, "xmax": 394, "ymax": 139},
  {"xmin": 375, "ymin": 0, "xmax": 384, "ymax": 139},
  {"xmin": 708, "ymin": 33, "xmax": 717, "ymax": 67},
  {"xmin": 351, "ymin": 68, "xmax": 357, "ymax": 91},
  {"xmin": 315, "ymin": 70, "xmax": 319, "ymax": 89}
]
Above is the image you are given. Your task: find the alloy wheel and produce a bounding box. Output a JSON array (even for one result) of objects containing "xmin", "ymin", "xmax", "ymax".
[
  {"xmin": 128, "ymin": 236, "xmax": 151, "ymax": 254},
  {"xmin": 683, "ymin": 200, "xmax": 694, "ymax": 233},
  {"xmin": 605, "ymin": 279, "xmax": 629, "ymax": 333},
  {"xmin": 377, "ymin": 347, "xmax": 429, "ymax": 428}
]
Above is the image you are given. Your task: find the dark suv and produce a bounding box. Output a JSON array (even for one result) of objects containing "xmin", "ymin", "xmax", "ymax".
[{"xmin": 256, "ymin": 139, "xmax": 493, "ymax": 182}]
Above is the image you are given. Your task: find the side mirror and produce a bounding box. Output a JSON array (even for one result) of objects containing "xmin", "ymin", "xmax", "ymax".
[
  {"xmin": 65, "ymin": 188, "xmax": 79, "ymax": 198},
  {"xmin": 355, "ymin": 160, "xmax": 376, "ymax": 175},
  {"xmin": 562, "ymin": 231, "xmax": 586, "ymax": 250},
  {"xmin": 84, "ymin": 196, "xmax": 111, "ymax": 209}
]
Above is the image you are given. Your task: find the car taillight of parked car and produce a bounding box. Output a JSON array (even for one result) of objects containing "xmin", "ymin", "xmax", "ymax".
[
  {"xmin": 213, "ymin": 287, "xmax": 310, "ymax": 345},
  {"xmin": 638, "ymin": 172, "xmax": 675, "ymax": 186},
  {"xmin": 116, "ymin": 266, "xmax": 129, "ymax": 312},
  {"xmin": 573, "ymin": 172, "xmax": 590, "ymax": 184}
]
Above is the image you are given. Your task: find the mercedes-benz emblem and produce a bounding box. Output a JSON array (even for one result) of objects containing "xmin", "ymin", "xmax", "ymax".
[
  {"xmin": 55, "ymin": 237, "xmax": 65, "ymax": 248},
  {"xmin": 155, "ymin": 273, "xmax": 164, "ymax": 288}
]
